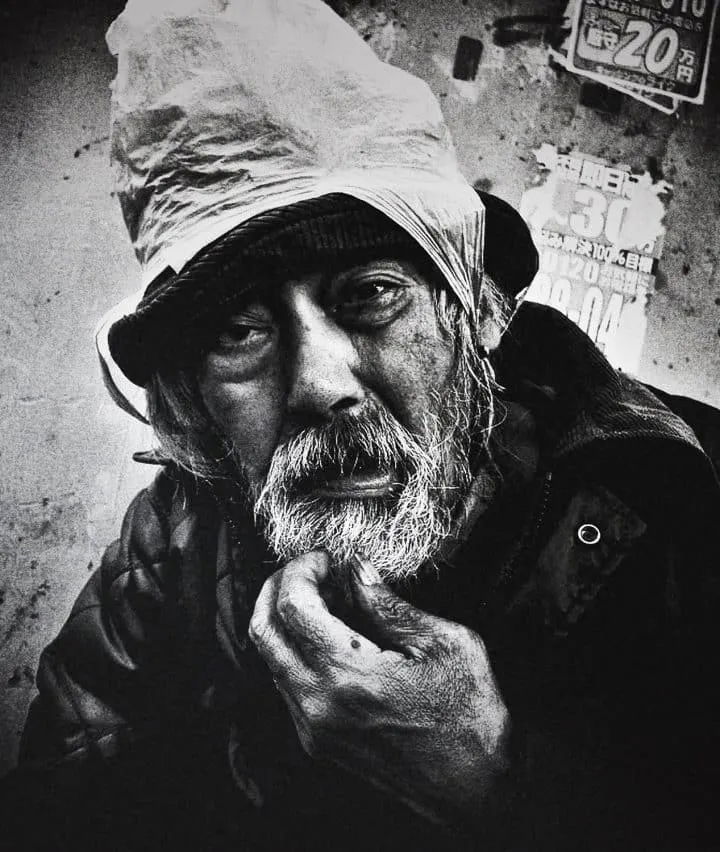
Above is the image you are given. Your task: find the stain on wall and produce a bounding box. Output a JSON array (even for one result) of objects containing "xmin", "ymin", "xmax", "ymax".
[
  {"xmin": 0, "ymin": 0, "xmax": 154, "ymax": 771},
  {"xmin": 0, "ymin": 0, "xmax": 718, "ymax": 774}
]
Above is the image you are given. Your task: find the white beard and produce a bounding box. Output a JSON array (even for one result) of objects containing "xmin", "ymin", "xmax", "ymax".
[
  {"xmin": 254, "ymin": 474, "xmax": 452, "ymax": 583},
  {"xmin": 248, "ymin": 393, "xmax": 488, "ymax": 583}
]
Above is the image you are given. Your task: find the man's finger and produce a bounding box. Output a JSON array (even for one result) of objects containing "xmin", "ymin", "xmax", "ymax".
[
  {"xmin": 248, "ymin": 568, "xmax": 307, "ymax": 678},
  {"xmin": 275, "ymin": 551, "xmax": 381, "ymax": 665},
  {"xmin": 349, "ymin": 554, "xmax": 448, "ymax": 659}
]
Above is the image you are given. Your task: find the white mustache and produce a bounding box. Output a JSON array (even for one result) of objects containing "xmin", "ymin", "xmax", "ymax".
[
  {"xmin": 255, "ymin": 403, "xmax": 426, "ymax": 499},
  {"xmin": 246, "ymin": 378, "xmax": 499, "ymax": 580}
]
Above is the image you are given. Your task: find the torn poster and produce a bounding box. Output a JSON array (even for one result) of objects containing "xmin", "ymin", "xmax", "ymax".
[
  {"xmin": 519, "ymin": 143, "xmax": 672, "ymax": 374},
  {"xmin": 552, "ymin": 0, "xmax": 682, "ymax": 112},
  {"xmin": 567, "ymin": 0, "xmax": 719, "ymax": 104}
]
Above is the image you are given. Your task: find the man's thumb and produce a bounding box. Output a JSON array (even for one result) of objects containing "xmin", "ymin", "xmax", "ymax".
[{"xmin": 348, "ymin": 554, "xmax": 439, "ymax": 657}]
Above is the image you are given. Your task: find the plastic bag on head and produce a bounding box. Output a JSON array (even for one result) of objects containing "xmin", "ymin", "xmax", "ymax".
[{"xmin": 99, "ymin": 0, "xmax": 486, "ymax": 420}]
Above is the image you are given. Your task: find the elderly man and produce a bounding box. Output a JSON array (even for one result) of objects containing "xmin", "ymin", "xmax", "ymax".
[{"xmin": 4, "ymin": 1, "xmax": 719, "ymax": 850}]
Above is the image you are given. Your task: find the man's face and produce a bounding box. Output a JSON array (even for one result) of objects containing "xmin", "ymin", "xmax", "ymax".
[{"xmin": 197, "ymin": 257, "xmax": 475, "ymax": 579}]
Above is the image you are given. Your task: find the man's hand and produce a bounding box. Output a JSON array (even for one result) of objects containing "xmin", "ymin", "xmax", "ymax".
[{"xmin": 248, "ymin": 551, "xmax": 512, "ymax": 829}]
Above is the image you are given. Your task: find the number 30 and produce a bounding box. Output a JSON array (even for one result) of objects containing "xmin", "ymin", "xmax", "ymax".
[{"xmin": 570, "ymin": 188, "xmax": 630, "ymax": 243}]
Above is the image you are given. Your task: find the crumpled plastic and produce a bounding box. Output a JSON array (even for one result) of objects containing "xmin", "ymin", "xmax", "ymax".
[{"xmin": 97, "ymin": 0, "xmax": 486, "ymax": 421}]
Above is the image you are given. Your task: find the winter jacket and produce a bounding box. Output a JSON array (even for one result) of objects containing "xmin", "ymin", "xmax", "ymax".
[{"xmin": 3, "ymin": 304, "xmax": 719, "ymax": 852}]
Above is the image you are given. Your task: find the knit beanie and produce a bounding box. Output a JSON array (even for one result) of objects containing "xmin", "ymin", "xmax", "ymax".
[
  {"xmin": 109, "ymin": 195, "xmax": 430, "ymax": 385},
  {"xmin": 108, "ymin": 190, "xmax": 538, "ymax": 386}
]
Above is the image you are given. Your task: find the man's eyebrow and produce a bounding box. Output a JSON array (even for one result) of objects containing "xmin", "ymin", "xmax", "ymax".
[
  {"xmin": 227, "ymin": 281, "xmax": 275, "ymax": 313},
  {"xmin": 322, "ymin": 262, "xmax": 384, "ymax": 293},
  {"xmin": 332, "ymin": 261, "xmax": 419, "ymax": 289}
]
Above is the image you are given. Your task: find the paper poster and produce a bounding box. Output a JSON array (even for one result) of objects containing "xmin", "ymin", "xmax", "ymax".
[
  {"xmin": 519, "ymin": 144, "xmax": 672, "ymax": 373},
  {"xmin": 551, "ymin": 0, "xmax": 681, "ymax": 113},
  {"xmin": 567, "ymin": 0, "xmax": 719, "ymax": 103},
  {"xmin": 549, "ymin": 47, "xmax": 681, "ymax": 113}
]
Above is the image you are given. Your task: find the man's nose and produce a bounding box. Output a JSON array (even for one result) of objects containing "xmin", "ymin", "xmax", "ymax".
[{"xmin": 285, "ymin": 309, "xmax": 365, "ymax": 421}]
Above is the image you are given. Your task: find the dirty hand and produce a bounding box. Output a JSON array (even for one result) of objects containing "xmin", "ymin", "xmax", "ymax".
[{"xmin": 248, "ymin": 551, "xmax": 512, "ymax": 828}]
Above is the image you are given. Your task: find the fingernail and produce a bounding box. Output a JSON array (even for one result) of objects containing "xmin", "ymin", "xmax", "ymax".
[{"xmin": 350, "ymin": 553, "xmax": 382, "ymax": 586}]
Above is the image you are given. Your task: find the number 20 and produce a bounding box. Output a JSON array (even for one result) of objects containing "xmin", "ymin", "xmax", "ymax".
[{"xmin": 614, "ymin": 21, "xmax": 680, "ymax": 75}]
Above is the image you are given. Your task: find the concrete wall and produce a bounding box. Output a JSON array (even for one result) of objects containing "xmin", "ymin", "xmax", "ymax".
[
  {"xmin": 0, "ymin": 0, "xmax": 154, "ymax": 769},
  {"xmin": 1, "ymin": 0, "xmax": 719, "ymax": 774}
]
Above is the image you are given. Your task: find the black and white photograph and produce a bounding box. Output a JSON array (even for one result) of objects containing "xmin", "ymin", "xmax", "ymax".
[{"xmin": 1, "ymin": 0, "xmax": 719, "ymax": 849}]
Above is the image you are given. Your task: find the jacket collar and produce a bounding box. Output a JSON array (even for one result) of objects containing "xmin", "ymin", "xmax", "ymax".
[
  {"xmin": 497, "ymin": 301, "xmax": 703, "ymax": 458},
  {"xmin": 494, "ymin": 301, "xmax": 720, "ymax": 525}
]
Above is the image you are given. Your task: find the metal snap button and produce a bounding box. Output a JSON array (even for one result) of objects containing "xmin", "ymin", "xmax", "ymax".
[{"xmin": 577, "ymin": 523, "xmax": 601, "ymax": 546}]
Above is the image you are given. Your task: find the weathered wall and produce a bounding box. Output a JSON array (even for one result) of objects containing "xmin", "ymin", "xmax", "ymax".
[
  {"xmin": 1, "ymin": 0, "xmax": 718, "ymax": 774},
  {"xmin": 0, "ymin": 0, "xmax": 153, "ymax": 769}
]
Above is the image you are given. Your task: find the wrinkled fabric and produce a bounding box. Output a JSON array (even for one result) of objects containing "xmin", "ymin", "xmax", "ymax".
[
  {"xmin": 99, "ymin": 0, "xmax": 487, "ymax": 420},
  {"xmin": 106, "ymin": 0, "xmax": 483, "ymax": 301}
]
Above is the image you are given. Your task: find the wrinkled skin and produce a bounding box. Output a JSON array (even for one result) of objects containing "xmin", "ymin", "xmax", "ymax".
[
  {"xmin": 248, "ymin": 551, "xmax": 511, "ymax": 828},
  {"xmin": 199, "ymin": 258, "xmax": 511, "ymax": 827},
  {"xmin": 198, "ymin": 259, "xmax": 459, "ymax": 491}
]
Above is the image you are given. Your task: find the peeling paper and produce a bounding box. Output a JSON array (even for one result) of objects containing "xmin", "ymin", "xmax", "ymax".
[
  {"xmin": 548, "ymin": 46, "xmax": 681, "ymax": 114},
  {"xmin": 519, "ymin": 143, "xmax": 672, "ymax": 374},
  {"xmin": 552, "ymin": 0, "xmax": 682, "ymax": 114},
  {"xmin": 568, "ymin": 0, "xmax": 720, "ymax": 106}
]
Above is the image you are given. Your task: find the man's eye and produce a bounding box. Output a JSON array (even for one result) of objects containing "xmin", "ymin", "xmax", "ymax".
[
  {"xmin": 215, "ymin": 323, "xmax": 272, "ymax": 351},
  {"xmin": 343, "ymin": 281, "xmax": 394, "ymax": 304},
  {"xmin": 329, "ymin": 277, "xmax": 410, "ymax": 329},
  {"xmin": 331, "ymin": 279, "xmax": 407, "ymax": 320}
]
